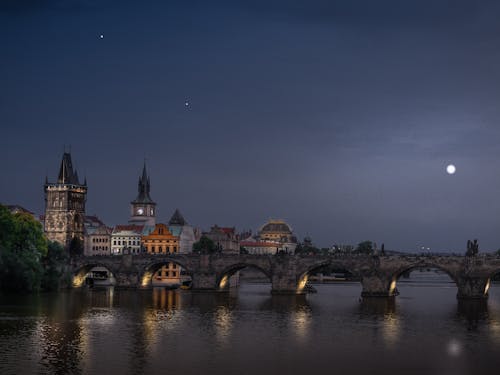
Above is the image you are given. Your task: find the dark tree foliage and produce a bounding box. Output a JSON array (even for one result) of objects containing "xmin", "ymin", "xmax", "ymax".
[
  {"xmin": 355, "ymin": 241, "xmax": 374, "ymax": 255},
  {"xmin": 192, "ymin": 235, "xmax": 217, "ymax": 254},
  {"xmin": 41, "ymin": 241, "xmax": 68, "ymax": 291},
  {"xmin": 295, "ymin": 243, "xmax": 321, "ymax": 255},
  {"xmin": 0, "ymin": 204, "xmax": 67, "ymax": 293},
  {"xmin": 0, "ymin": 204, "xmax": 46, "ymax": 292}
]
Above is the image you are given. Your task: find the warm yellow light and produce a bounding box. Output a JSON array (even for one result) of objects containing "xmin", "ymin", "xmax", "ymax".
[
  {"xmin": 141, "ymin": 271, "xmax": 153, "ymax": 287},
  {"xmin": 297, "ymin": 275, "xmax": 309, "ymax": 292},
  {"xmin": 389, "ymin": 279, "xmax": 397, "ymax": 295},
  {"xmin": 485, "ymin": 278, "xmax": 491, "ymax": 295},
  {"xmin": 219, "ymin": 275, "xmax": 229, "ymax": 289}
]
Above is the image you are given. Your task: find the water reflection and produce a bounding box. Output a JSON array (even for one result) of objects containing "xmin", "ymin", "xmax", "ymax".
[
  {"xmin": 456, "ymin": 299, "xmax": 489, "ymax": 330},
  {"xmin": 2, "ymin": 285, "xmax": 500, "ymax": 375},
  {"xmin": 359, "ymin": 298, "xmax": 400, "ymax": 347}
]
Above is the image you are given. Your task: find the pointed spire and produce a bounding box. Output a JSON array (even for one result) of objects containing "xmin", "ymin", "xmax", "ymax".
[
  {"xmin": 56, "ymin": 152, "xmax": 82, "ymax": 185},
  {"xmin": 132, "ymin": 161, "xmax": 155, "ymax": 204},
  {"xmin": 141, "ymin": 161, "xmax": 148, "ymax": 182},
  {"xmin": 169, "ymin": 209, "xmax": 186, "ymax": 226},
  {"xmin": 84, "ymin": 175, "xmax": 87, "ymax": 186}
]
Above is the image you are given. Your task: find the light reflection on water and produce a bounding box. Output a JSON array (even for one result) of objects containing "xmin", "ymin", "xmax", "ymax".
[{"xmin": 1, "ymin": 282, "xmax": 500, "ymax": 375}]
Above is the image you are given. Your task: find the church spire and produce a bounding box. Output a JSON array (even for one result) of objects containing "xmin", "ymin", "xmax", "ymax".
[{"xmin": 132, "ymin": 162, "xmax": 154, "ymax": 204}]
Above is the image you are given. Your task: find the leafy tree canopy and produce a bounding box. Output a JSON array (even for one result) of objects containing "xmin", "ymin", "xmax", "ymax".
[{"xmin": 192, "ymin": 235, "xmax": 217, "ymax": 254}]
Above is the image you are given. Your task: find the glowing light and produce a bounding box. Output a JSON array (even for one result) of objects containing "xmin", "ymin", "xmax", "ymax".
[
  {"xmin": 446, "ymin": 164, "xmax": 456, "ymax": 175},
  {"xmin": 389, "ymin": 279, "xmax": 397, "ymax": 295},
  {"xmin": 485, "ymin": 278, "xmax": 491, "ymax": 295},
  {"xmin": 185, "ymin": 101, "xmax": 190, "ymax": 107},
  {"xmin": 447, "ymin": 339, "xmax": 462, "ymax": 356},
  {"xmin": 219, "ymin": 275, "xmax": 229, "ymax": 289},
  {"xmin": 297, "ymin": 275, "xmax": 309, "ymax": 292},
  {"xmin": 99, "ymin": 34, "xmax": 104, "ymax": 39}
]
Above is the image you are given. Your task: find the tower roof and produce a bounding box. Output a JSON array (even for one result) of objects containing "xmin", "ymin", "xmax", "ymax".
[
  {"xmin": 57, "ymin": 152, "xmax": 81, "ymax": 185},
  {"xmin": 132, "ymin": 162, "xmax": 155, "ymax": 204},
  {"xmin": 168, "ymin": 209, "xmax": 186, "ymax": 226}
]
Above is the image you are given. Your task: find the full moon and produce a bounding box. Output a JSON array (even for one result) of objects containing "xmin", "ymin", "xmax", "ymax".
[{"xmin": 446, "ymin": 164, "xmax": 456, "ymax": 175}]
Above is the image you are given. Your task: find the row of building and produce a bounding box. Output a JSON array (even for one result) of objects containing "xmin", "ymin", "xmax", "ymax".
[{"xmin": 37, "ymin": 152, "xmax": 299, "ymax": 285}]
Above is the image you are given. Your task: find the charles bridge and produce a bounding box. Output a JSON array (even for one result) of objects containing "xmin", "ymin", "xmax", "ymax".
[{"xmin": 69, "ymin": 253, "xmax": 500, "ymax": 299}]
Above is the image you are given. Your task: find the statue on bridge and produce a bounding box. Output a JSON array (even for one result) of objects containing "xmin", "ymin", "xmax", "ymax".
[{"xmin": 466, "ymin": 239, "xmax": 479, "ymax": 257}]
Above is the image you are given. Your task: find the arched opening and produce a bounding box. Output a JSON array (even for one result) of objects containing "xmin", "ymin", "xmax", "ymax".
[
  {"xmin": 297, "ymin": 262, "xmax": 361, "ymax": 296},
  {"xmin": 140, "ymin": 260, "xmax": 192, "ymax": 289},
  {"xmin": 217, "ymin": 263, "xmax": 272, "ymax": 294},
  {"xmin": 73, "ymin": 264, "xmax": 116, "ymax": 288},
  {"xmin": 389, "ymin": 264, "xmax": 458, "ymax": 298}
]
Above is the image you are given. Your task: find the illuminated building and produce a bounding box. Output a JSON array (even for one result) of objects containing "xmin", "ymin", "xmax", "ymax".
[
  {"xmin": 142, "ymin": 223, "xmax": 182, "ymax": 285},
  {"xmin": 43, "ymin": 152, "xmax": 87, "ymax": 247},
  {"xmin": 84, "ymin": 216, "xmax": 111, "ymax": 256},
  {"xmin": 111, "ymin": 224, "xmax": 144, "ymax": 255}
]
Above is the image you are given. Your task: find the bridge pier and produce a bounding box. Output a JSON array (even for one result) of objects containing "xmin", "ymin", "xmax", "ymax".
[
  {"xmin": 191, "ymin": 272, "xmax": 218, "ymax": 292},
  {"xmin": 456, "ymin": 276, "xmax": 490, "ymax": 300},
  {"xmin": 271, "ymin": 274, "xmax": 303, "ymax": 295},
  {"xmin": 360, "ymin": 275, "xmax": 395, "ymax": 298}
]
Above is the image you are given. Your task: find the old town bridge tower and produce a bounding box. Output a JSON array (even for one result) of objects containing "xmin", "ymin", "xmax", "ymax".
[{"xmin": 44, "ymin": 152, "xmax": 87, "ymax": 247}]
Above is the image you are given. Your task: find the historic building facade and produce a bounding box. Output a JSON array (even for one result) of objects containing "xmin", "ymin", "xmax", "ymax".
[
  {"xmin": 129, "ymin": 163, "xmax": 156, "ymax": 226},
  {"xmin": 239, "ymin": 219, "xmax": 298, "ymax": 255},
  {"xmin": 111, "ymin": 225, "xmax": 145, "ymax": 255},
  {"xmin": 142, "ymin": 223, "xmax": 182, "ymax": 285},
  {"xmin": 204, "ymin": 225, "xmax": 240, "ymax": 254},
  {"xmin": 83, "ymin": 216, "xmax": 111, "ymax": 256},
  {"xmin": 44, "ymin": 152, "xmax": 87, "ymax": 247}
]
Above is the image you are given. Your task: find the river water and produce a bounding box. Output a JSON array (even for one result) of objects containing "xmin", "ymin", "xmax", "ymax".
[{"xmin": 1, "ymin": 273, "xmax": 500, "ymax": 375}]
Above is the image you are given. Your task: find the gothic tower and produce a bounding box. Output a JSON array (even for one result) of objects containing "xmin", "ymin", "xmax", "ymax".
[
  {"xmin": 129, "ymin": 163, "xmax": 156, "ymax": 226},
  {"xmin": 44, "ymin": 152, "xmax": 87, "ymax": 247}
]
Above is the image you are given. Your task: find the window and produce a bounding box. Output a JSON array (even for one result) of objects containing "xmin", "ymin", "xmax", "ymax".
[
  {"xmin": 159, "ymin": 246, "xmax": 163, "ymax": 253},
  {"xmin": 152, "ymin": 246, "xmax": 156, "ymax": 253},
  {"xmin": 173, "ymin": 246, "xmax": 177, "ymax": 253}
]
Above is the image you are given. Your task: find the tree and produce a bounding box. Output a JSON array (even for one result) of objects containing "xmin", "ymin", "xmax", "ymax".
[
  {"xmin": 192, "ymin": 235, "xmax": 217, "ymax": 254},
  {"xmin": 355, "ymin": 241, "xmax": 373, "ymax": 255},
  {"xmin": 41, "ymin": 241, "xmax": 68, "ymax": 291},
  {"xmin": 0, "ymin": 204, "xmax": 47, "ymax": 292}
]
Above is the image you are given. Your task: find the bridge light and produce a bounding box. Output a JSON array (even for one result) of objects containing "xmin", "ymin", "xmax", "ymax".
[
  {"xmin": 389, "ymin": 279, "xmax": 397, "ymax": 295},
  {"xmin": 485, "ymin": 278, "xmax": 491, "ymax": 295}
]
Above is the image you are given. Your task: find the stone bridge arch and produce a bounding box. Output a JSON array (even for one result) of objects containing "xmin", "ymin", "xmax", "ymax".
[
  {"xmin": 139, "ymin": 256, "xmax": 193, "ymax": 288},
  {"xmin": 295, "ymin": 259, "xmax": 362, "ymax": 293},
  {"xmin": 387, "ymin": 260, "xmax": 460, "ymax": 296},
  {"xmin": 72, "ymin": 261, "xmax": 120, "ymax": 288},
  {"xmin": 215, "ymin": 262, "xmax": 273, "ymax": 290}
]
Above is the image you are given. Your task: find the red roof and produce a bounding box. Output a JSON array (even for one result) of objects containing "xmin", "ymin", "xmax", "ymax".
[
  {"xmin": 220, "ymin": 227, "xmax": 235, "ymax": 235},
  {"xmin": 240, "ymin": 241, "xmax": 278, "ymax": 247},
  {"xmin": 113, "ymin": 224, "xmax": 144, "ymax": 233}
]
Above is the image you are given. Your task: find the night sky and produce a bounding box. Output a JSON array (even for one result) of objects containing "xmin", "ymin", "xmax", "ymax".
[{"xmin": 2, "ymin": 0, "xmax": 500, "ymax": 252}]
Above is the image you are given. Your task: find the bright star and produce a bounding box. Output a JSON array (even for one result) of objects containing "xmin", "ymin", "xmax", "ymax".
[
  {"xmin": 446, "ymin": 164, "xmax": 456, "ymax": 175},
  {"xmin": 99, "ymin": 34, "xmax": 104, "ymax": 39}
]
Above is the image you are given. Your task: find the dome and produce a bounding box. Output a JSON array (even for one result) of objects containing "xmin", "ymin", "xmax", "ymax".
[{"xmin": 260, "ymin": 220, "xmax": 292, "ymax": 234}]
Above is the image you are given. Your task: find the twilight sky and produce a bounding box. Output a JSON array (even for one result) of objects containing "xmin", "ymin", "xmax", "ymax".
[{"xmin": 2, "ymin": 0, "xmax": 500, "ymax": 252}]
